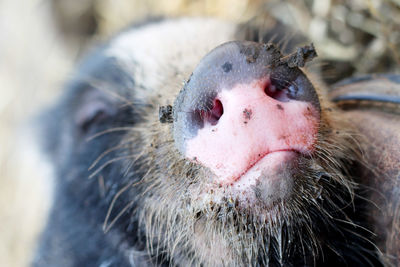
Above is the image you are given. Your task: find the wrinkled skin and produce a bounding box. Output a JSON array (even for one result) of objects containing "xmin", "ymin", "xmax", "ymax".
[{"xmin": 32, "ymin": 18, "xmax": 399, "ymax": 266}]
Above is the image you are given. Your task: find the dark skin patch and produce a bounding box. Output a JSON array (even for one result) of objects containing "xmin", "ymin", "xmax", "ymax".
[
  {"xmin": 276, "ymin": 104, "xmax": 284, "ymax": 110},
  {"xmin": 279, "ymin": 135, "xmax": 288, "ymax": 140},
  {"xmin": 243, "ymin": 108, "xmax": 252, "ymax": 120},
  {"xmin": 303, "ymin": 107, "xmax": 315, "ymax": 118},
  {"xmin": 253, "ymin": 184, "xmax": 262, "ymax": 200},
  {"xmin": 222, "ymin": 62, "xmax": 233, "ymax": 73}
]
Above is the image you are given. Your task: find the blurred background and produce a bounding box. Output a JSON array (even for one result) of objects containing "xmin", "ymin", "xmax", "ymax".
[{"xmin": 0, "ymin": 0, "xmax": 399, "ymax": 266}]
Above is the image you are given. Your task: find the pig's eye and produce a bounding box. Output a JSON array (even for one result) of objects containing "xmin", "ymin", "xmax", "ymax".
[
  {"xmin": 79, "ymin": 105, "xmax": 109, "ymax": 133},
  {"xmin": 74, "ymin": 89, "xmax": 117, "ymax": 135}
]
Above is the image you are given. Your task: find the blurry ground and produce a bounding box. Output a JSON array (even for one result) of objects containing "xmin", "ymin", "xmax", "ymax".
[{"xmin": 0, "ymin": 0, "xmax": 399, "ymax": 266}]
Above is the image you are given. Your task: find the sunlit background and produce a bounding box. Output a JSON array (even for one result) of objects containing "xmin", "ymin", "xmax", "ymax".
[{"xmin": 0, "ymin": 0, "xmax": 399, "ymax": 266}]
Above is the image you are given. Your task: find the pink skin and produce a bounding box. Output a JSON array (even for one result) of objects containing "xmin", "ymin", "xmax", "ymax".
[{"xmin": 186, "ymin": 77, "xmax": 319, "ymax": 188}]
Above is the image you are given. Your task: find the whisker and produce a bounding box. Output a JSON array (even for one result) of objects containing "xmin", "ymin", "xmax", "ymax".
[
  {"xmin": 89, "ymin": 138, "xmax": 136, "ymax": 170},
  {"xmin": 89, "ymin": 155, "xmax": 138, "ymax": 179},
  {"xmin": 103, "ymin": 180, "xmax": 136, "ymax": 232},
  {"xmin": 86, "ymin": 127, "xmax": 133, "ymax": 142},
  {"xmin": 103, "ymin": 200, "xmax": 135, "ymax": 233}
]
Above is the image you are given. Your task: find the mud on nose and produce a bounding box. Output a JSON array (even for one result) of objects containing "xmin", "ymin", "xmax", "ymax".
[{"xmin": 173, "ymin": 41, "xmax": 321, "ymax": 183}]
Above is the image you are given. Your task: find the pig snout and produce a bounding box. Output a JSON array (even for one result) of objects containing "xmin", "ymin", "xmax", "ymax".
[{"xmin": 173, "ymin": 41, "xmax": 321, "ymax": 193}]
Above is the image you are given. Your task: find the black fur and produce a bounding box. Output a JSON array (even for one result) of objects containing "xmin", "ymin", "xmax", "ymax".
[{"xmin": 33, "ymin": 47, "xmax": 152, "ymax": 266}]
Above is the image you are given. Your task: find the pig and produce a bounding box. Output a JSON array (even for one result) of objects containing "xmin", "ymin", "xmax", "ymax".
[{"xmin": 32, "ymin": 17, "xmax": 399, "ymax": 266}]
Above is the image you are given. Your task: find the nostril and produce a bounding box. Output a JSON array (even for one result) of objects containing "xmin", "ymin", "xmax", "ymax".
[
  {"xmin": 209, "ymin": 99, "xmax": 224, "ymax": 125},
  {"xmin": 264, "ymin": 81, "xmax": 290, "ymax": 102},
  {"xmin": 199, "ymin": 99, "xmax": 224, "ymax": 126}
]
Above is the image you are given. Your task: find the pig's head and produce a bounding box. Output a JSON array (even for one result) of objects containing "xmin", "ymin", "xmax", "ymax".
[{"xmin": 76, "ymin": 18, "xmax": 368, "ymax": 266}]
